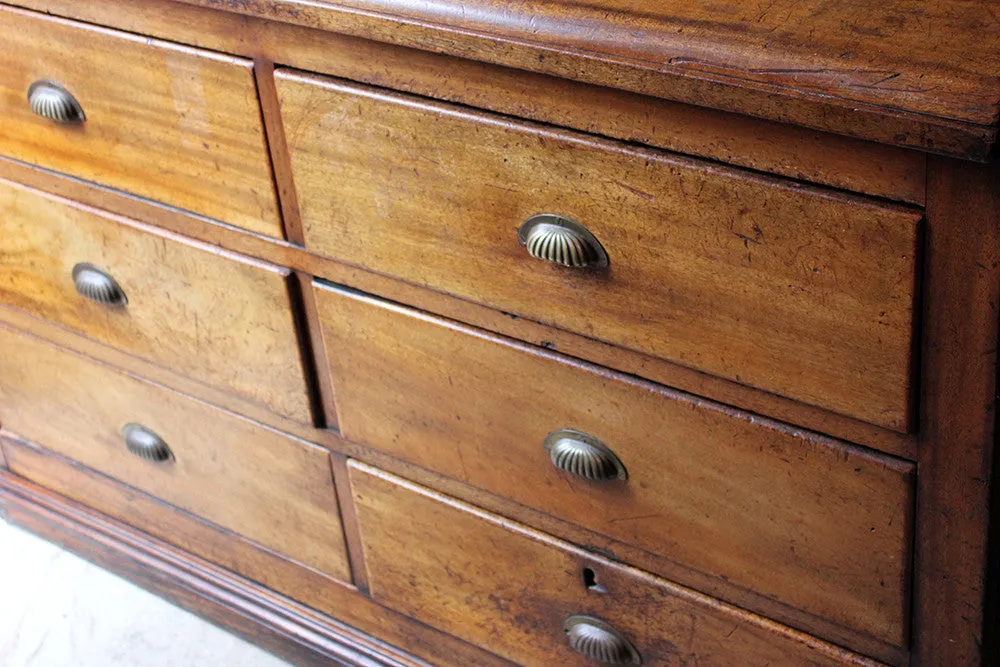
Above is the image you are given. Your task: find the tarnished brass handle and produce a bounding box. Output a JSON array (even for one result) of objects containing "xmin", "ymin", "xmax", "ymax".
[
  {"xmin": 564, "ymin": 616, "xmax": 642, "ymax": 665},
  {"xmin": 72, "ymin": 263, "xmax": 128, "ymax": 307},
  {"xmin": 544, "ymin": 429, "xmax": 627, "ymax": 482},
  {"xmin": 518, "ymin": 214, "xmax": 608, "ymax": 268},
  {"xmin": 122, "ymin": 423, "xmax": 173, "ymax": 463},
  {"xmin": 28, "ymin": 80, "xmax": 85, "ymax": 123}
]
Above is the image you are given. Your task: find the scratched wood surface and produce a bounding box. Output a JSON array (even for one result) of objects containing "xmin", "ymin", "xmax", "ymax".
[
  {"xmin": 350, "ymin": 463, "xmax": 883, "ymax": 667},
  {"xmin": 910, "ymin": 158, "xmax": 1000, "ymax": 666},
  {"xmin": 0, "ymin": 324, "xmax": 351, "ymax": 582},
  {"xmin": 0, "ymin": 154, "xmax": 918, "ymax": 458},
  {"xmin": 0, "ymin": 440, "xmax": 516, "ymax": 667},
  {"xmin": 0, "ymin": 5, "xmax": 283, "ymax": 237},
  {"xmin": 0, "ymin": 2, "xmax": 997, "ymax": 666},
  {"xmin": 0, "ymin": 178, "xmax": 312, "ymax": 423},
  {"xmin": 11, "ymin": 0, "xmax": 928, "ymax": 205},
  {"xmin": 180, "ymin": 0, "xmax": 1000, "ymax": 157},
  {"xmin": 317, "ymin": 283, "xmax": 915, "ymax": 652},
  {"xmin": 281, "ymin": 72, "xmax": 923, "ymax": 431}
]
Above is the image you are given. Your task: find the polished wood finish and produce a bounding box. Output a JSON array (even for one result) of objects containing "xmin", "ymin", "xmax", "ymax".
[
  {"xmin": 282, "ymin": 72, "xmax": 922, "ymax": 430},
  {"xmin": 14, "ymin": 0, "xmax": 928, "ymax": 205},
  {"xmin": 0, "ymin": 324, "xmax": 351, "ymax": 581},
  {"xmin": 331, "ymin": 430, "xmax": 907, "ymax": 664},
  {"xmin": 317, "ymin": 283, "xmax": 914, "ymax": 650},
  {"xmin": 0, "ymin": 1, "xmax": 998, "ymax": 666},
  {"xmin": 254, "ymin": 59, "xmax": 305, "ymax": 245},
  {"xmin": 911, "ymin": 158, "xmax": 1000, "ymax": 666},
  {"xmin": 350, "ymin": 462, "xmax": 882, "ymax": 667},
  {"xmin": 0, "ymin": 5, "xmax": 282, "ymax": 237},
  {"xmin": 0, "ymin": 178, "xmax": 312, "ymax": 422},
  {"xmin": 179, "ymin": 0, "xmax": 1000, "ymax": 158},
  {"xmin": 0, "ymin": 154, "xmax": 916, "ymax": 458},
  {"xmin": 0, "ymin": 280, "xmax": 906, "ymax": 661},
  {"xmin": 0, "ymin": 301, "xmax": 321, "ymax": 447},
  {"xmin": 0, "ymin": 453, "xmax": 514, "ymax": 667}
]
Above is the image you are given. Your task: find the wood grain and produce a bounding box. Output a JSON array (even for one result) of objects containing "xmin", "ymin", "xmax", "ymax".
[
  {"xmin": 0, "ymin": 324, "xmax": 350, "ymax": 582},
  {"xmin": 350, "ymin": 462, "xmax": 884, "ymax": 667},
  {"xmin": 11, "ymin": 0, "xmax": 928, "ymax": 205},
  {"xmin": 0, "ymin": 155, "xmax": 917, "ymax": 458},
  {"xmin": 317, "ymin": 283, "xmax": 914, "ymax": 650},
  {"xmin": 330, "ymin": 431, "xmax": 907, "ymax": 664},
  {"xmin": 178, "ymin": 0, "xmax": 1000, "ymax": 158},
  {"xmin": 254, "ymin": 59, "xmax": 305, "ymax": 245},
  {"xmin": 911, "ymin": 158, "xmax": 1000, "ymax": 666},
  {"xmin": 331, "ymin": 452, "xmax": 371, "ymax": 594},
  {"xmin": 0, "ymin": 301, "xmax": 323, "ymax": 446},
  {"xmin": 281, "ymin": 72, "xmax": 922, "ymax": 431},
  {"xmin": 0, "ymin": 5, "xmax": 282, "ymax": 237},
  {"xmin": 0, "ymin": 450, "xmax": 514, "ymax": 667},
  {"xmin": 0, "ymin": 294, "xmax": 907, "ymax": 661},
  {"xmin": 0, "ymin": 177, "xmax": 312, "ymax": 422}
]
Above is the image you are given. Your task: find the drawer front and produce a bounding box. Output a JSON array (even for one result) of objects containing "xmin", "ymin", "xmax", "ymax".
[
  {"xmin": 316, "ymin": 283, "xmax": 914, "ymax": 648},
  {"xmin": 279, "ymin": 70, "xmax": 922, "ymax": 431},
  {"xmin": 0, "ymin": 6, "xmax": 282, "ymax": 237},
  {"xmin": 0, "ymin": 324, "xmax": 350, "ymax": 582},
  {"xmin": 350, "ymin": 463, "xmax": 878, "ymax": 667},
  {"xmin": 0, "ymin": 179, "xmax": 311, "ymax": 422}
]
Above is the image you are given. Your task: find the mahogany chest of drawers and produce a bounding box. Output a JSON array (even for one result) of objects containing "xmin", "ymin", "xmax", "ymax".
[{"xmin": 0, "ymin": 2, "xmax": 998, "ymax": 666}]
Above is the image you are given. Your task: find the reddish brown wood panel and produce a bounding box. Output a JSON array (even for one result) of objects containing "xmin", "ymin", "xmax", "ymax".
[
  {"xmin": 0, "ymin": 455, "xmax": 515, "ymax": 667},
  {"xmin": 178, "ymin": 0, "xmax": 1000, "ymax": 157},
  {"xmin": 0, "ymin": 324, "xmax": 351, "ymax": 582},
  {"xmin": 0, "ymin": 153, "xmax": 918, "ymax": 459},
  {"xmin": 912, "ymin": 158, "xmax": 1000, "ymax": 666},
  {"xmin": 330, "ymin": 452, "xmax": 371, "ymax": 594},
  {"xmin": 253, "ymin": 59, "xmax": 306, "ymax": 245},
  {"xmin": 316, "ymin": 282, "xmax": 915, "ymax": 651},
  {"xmin": 350, "ymin": 462, "xmax": 883, "ymax": 667},
  {"xmin": 0, "ymin": 177, "xmax": 312, "ymax": 423},
  {"xmin": 294, "ymin": 269, "xmax": 341, "ymax": 430},
  {"xmin": 0, "ymin": 5, "xmax": 282, "ymax": 237},
  {"xmin": 11, "ymin": 0, "xmax": 928, "ymax": 205},
  {"xmin": 281, "ymin": 72, "xmax": 922, "ymax": 431}
]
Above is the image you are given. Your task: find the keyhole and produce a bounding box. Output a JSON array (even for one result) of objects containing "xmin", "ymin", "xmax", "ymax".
[{"xmin": 582, "ymin": 567, "xmax": 608, "ymax": 594}]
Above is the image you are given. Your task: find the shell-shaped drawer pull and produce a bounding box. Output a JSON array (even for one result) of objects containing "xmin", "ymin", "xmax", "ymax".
[
  {"xmin": 544, "ymin": 429, "xmax": 627, "ymax": 482},
  {"xmin": 518, "ymin": 214, "xmax": 608, "ymax": 268},
  {"xmin": 72, "ymin": 263, "xmax": 128, "ymax": 307},
  {"xmin": 564, "ymin": 616, "xmax": 642, "ymax": 665},
  {"xmin": 27, "ymin": 80, "xmax": 85, "ymax": 124},
  {"xmin": 122, "ymin": 423, "xmax": 174, "ymax": 463}
]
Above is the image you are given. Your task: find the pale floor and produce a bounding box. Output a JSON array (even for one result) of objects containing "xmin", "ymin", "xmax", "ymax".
[{"xmin": 0, "ymin": 519, "xmax": 293, "ymax": 667}]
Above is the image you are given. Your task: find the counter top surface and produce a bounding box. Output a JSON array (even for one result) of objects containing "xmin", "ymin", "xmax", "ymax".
[{"xmin": 183, "ymin": 0, "xmax": 1000, "ymax": 159}]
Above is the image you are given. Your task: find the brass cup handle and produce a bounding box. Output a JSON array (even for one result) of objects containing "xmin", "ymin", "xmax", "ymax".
[
  {"xmin": 122, "ymin": 423, "xmax": 174, "ymax": 463},
  {"xmin": 518, "ymin": 214, "xmax": 608, "ymax": 268},
  {"xmin": 72, "ymin": 263, "xmax": 128, "ymax": 307},
  {"xmin": 27, "ymin": 80, "xmax": 85, "ymax": 124},
  {"xmin": 564, "ymin": 616, "xmax": 642, "ymax": 665},
  {"xmin": 544, "ymin": 429, "xmax": 627, "ymax": 482}
]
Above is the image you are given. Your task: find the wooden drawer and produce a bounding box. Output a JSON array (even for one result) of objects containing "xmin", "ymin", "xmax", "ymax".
[
  {"xmin": 0, "ymin": 6, "xmax": 282, "ymax": 238},
  {"xmin": 0, "ymin": 324, "xmax": 351, "ymax": 582},
  {"xmin": 278, "ymin": 70, "xmax": 922, "ymax": 431},
  {"xmin": 350, "ymin": 462, "xmax": 881, "ymax": 666},
  {"xmin": 315, "ymin": 283, "xmax": 915, "ymax": 649},
  {"xmin": 0, "ymin": 179, "xmax": 311, "ymax": 422}
]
